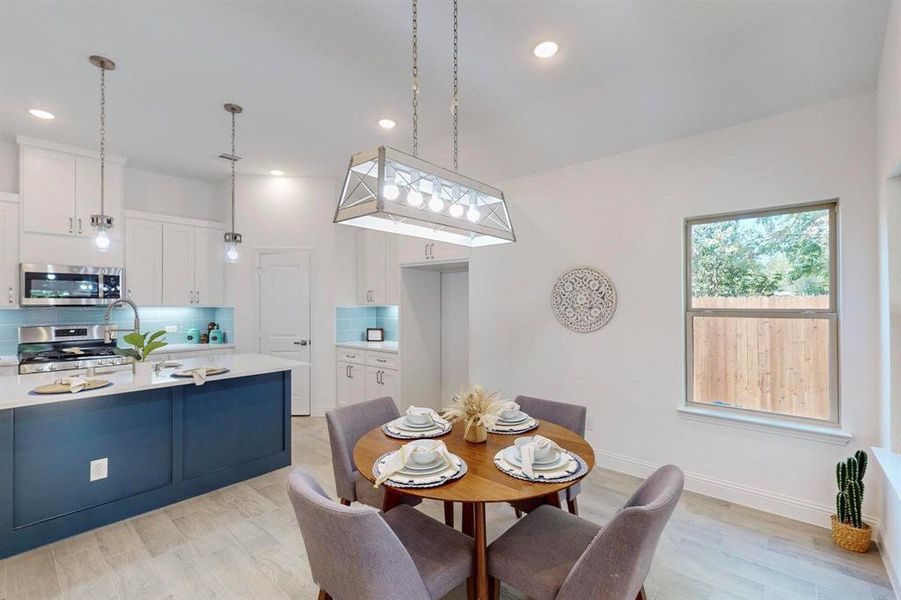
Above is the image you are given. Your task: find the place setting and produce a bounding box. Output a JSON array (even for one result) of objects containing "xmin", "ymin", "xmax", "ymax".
[
  {"xmin": 382, "ymin": 405, "xmax": 452, "ymax": 439},
  {"xmin": 486, "ymin": 400, "xmax": 539, "ymax": 435},
  {"xmin": 171, "ymin": 366, "xmax": 230, "ymax": 385},
  {"xmin": 372, "ymin": 439, "xmax": 467, "ymax": 489},
  {"xmin": 494, "ymin": 434, "xmax": 588, "ymax": 483},
  {"xmin": 30, "ymin": 376, "xmax": 113, "ymax": 395}
]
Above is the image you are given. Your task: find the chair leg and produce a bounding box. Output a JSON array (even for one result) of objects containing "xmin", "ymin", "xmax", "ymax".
[
  {"xmin": 443, "ymin": 500, "xmax": 455, "ymax": 527},
  {"xmin": 318, "ymin": 589, "xmax": 332, "ymax": 600},
  {"xmin": 466, "ymin": 577, "xmax": 476, "ymax": 600},
  {"xmin": 489, "ymin": 576, "xmax": 501, "ymax": 600},
  {"xmin": 567, "ymin": 497, "xmax": 578, "ymax": 515},
  {"xmin": 339, "ymin": 498, "xmax": 351, "ymax": 506},
  {"xmin": 513, "ymin": 507, "xmax": 522, "ymax": 519},
  {"xmin": 635, "ymin": 585, "xmax": 648, "ymax": 600}
]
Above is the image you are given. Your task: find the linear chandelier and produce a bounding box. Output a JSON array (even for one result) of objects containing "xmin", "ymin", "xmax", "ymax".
[{"xmin": 334, "ymin": 0, "xmax": 515, "ymax": 247}]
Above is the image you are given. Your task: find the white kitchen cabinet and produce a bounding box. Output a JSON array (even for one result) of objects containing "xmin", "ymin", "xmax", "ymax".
[
  {"xmin": 125, "ymin": 217, "xmax": 163, "ymax": 305},
  {"xmin": 336, "ymin": 361, "xmax": 365, "ymax": 407},
  {"xmin": 0, "ymin": 196, "xmax": 19, "ymax": 309},
  {"xmin": 397, "ymin": 237, "xmax": 469, "ymax": 265},
  {"xmin": 21, "ymin": 146, "xmax": 76, "ymax": 236},
  {"xmin": 162, "ymin": 223, "xmax": 195, "ymax": 305},
  {"xmin": 356, "ymin": 230, "xmax": 387, "ymax": 304},
  {"xmin": 193, "ymin": 227, "xmax": 224, "ymax": 306},
  {"xmin": 365, "ymin": 365, "xmax": 399, "ymax": 403}
]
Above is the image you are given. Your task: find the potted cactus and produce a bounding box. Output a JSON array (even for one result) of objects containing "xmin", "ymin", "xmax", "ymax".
[{"xmin": 831, "ymin": 449, "xmax": 871, "ymax": 553}]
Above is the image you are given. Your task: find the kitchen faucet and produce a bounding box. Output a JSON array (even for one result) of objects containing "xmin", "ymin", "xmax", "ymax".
[{"xmin": 103, "ymin": 298, "xmax": 141, "ymax": 343}]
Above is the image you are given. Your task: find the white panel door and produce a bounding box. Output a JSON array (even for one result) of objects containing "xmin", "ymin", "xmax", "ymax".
[
  {"xmin": 193, "ymin": 227, "xmax": 224, "ymax": 306},
  {"xmin": 336, "ymin": 361, "xmax": 364, "ymax": 407},
  {"xmin": 259, "ymin": 250, "xmax": 312, "ymax": 415},
  {"xmin": 21, "ymin": 146, "xmax": 76, "ymax": 235},
  {"xmin": 162, "ymin": 223, "xmax": 195, "ymax": 305},
  {"xmin": 0, "ymin": 201, "xmax": 19, "ymax": 308},
  {"xmin": 125, "ymin": 218, "xmax": 163, "ymax": 305}
]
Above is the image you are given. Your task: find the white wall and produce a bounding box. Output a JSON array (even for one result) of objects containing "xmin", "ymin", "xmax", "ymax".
[
  {"xmin": 470, "ymin": 93, "xmax": 880, "ymax": 527},
  {"xmin": 0, "ymin": 141, "xmax": 17, "ymax": 193},
  {"xmin": 125, "ymin": 167, "xmax": 223, "ymax": 222},
  {"xmin": 224, "ymin": 175, "xmax": 355, "ymax": 414},
  {"xmin": 875, "ymin": 0, "xmax": 901, "ymax": 592},
  {"xmin": 441, "ymin": 270, "xmax": 469, "ymax": 402}
]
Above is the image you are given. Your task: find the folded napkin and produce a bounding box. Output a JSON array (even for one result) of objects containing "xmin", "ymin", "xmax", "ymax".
[
  {"xmin": 405, "ymin": 405, "xmax": 446, "ymax": 425},
  {"xmin": 519, "ymin": 435, "xmax": 565, "ymax": 479},
  {"xmin": 62, "ymin": 376, "xmax": 88, "ymax": 393},
  {"xmin": 374, "ymin": 440, "xmax": 456, "ymax": 487},
  {"xmin": 190, "ymin": 368, "xmax": 208, "ymax": 386}
]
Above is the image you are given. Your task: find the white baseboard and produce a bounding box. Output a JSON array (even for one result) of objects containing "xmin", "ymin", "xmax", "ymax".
[{"xmin": 595, "ymin": 449, "xmax": 881, "ymax": 538}]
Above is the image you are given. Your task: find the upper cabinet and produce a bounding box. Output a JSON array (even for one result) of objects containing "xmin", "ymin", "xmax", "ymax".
[
  {"xmin": 124, "ymin": 217, "xmax": 163, "ymax": 305},
  {"xmin": 356, "ymin": 229, "xmax": 400, "ymax": 305},
  {"xmin": 193, "ymin": 227, "xmax": 224, "ymax": 306},
  {"xmin": 397, "ymin": 237, "xmax": 469, "ymax": 266},
  {"xmin": 18, "ymin": 137, "xmax": 125, "ymax": 267},
  {"xmin": 0, "ymin": 194, "xmax": 20, "ymax": 309}
]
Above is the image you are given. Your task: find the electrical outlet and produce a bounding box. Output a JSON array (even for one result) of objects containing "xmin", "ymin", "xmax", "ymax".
[
  {"xmin": 586, "ymin": 417, "xmax": 595, "ymax": 431},
  {"xmin": 165, "ymin": 325, "xmax": 178, "ymax": 333},
  {"xmin": 90, "ymin": 458, "xmax": 108, "ymax": 482}
]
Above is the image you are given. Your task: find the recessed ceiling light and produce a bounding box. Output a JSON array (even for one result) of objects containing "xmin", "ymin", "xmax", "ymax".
[
  {"xmin": 533, "ymin": 41, "xmax": 558, "ymax": 58},
  {"xmin": 270, "ymin": 169, "xmax": 285, "ymax": 176},
  {"xmin": 28, "ymin": 108, "xmax": 55, "ymax": 120},
  {"xmin": 378, "ymin": 118, "xmax": 396, "ymax": 129}
]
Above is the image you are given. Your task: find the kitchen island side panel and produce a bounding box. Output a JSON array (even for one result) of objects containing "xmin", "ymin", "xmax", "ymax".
[{"xmin": 0, "ymin": 370, "xmax": 292, "ymax": 558}]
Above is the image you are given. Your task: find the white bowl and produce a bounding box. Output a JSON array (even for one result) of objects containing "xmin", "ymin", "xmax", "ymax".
[
  {"xmin": 514, "ymin": 436, "xmax": 552, "ymax": 461},
  {"xmin": 406, "ymin": 412, "xmax": 432, "ymax": 426},
  {"xmin": 406, "ymin": 440, "xmax": 439, "ymax": 465},
  {"xmin": 500, "ymin": 409, "xmax": 521, "ymax": 420}
]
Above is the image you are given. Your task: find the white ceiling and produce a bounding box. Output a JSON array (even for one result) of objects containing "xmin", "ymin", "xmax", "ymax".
[{"xmin": 0, "ymin": 1, "xmax": 890, "ymax": 185}]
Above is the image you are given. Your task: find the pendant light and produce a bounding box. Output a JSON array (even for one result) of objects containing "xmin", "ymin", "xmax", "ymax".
[
  {"xmin": 89, "ymin": 55, "xmax": 116, "ymax": 251},
  {"xmin": 220, "ymin": 103, "xmax": 243, "ymax": 263},
  {"xmin": 334, "ymin": 0, "xmax": 515, "ymax": 247}
]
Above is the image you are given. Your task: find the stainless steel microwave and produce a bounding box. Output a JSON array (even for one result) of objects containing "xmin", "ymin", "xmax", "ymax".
[{"xmin": 19, "ymin": 264, "xmax": 124, "ymax": 306}]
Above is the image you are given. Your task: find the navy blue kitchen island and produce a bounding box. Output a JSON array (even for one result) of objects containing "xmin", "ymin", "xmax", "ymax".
[{"xmin": 0, "ymin": 354, "xmax": 296, "ymax": 558}]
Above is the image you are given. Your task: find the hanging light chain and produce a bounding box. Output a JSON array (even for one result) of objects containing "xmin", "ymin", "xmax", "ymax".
[
  {"xmin": 453, "ymin": 0, "xmax": 459, "ymax": 172},
  {"xmin": 99, "ymin": 65, "xmax": 106, "ymax": 214},
  {"xmin": 230, "ymin": 110, "xmax": 237, "ymax": 232},
  {"xmin": 412, "ymin": 0, "xmax": 419, "ymax": 157}
]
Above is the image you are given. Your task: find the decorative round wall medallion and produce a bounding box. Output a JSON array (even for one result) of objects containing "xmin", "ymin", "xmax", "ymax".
[{"xmin": 551, "ymin": 267, "xmax": 617, "ymax": 332}]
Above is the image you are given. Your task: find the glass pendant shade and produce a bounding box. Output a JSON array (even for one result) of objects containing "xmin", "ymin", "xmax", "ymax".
[{"xmin": 335, "ymin": 147, "xmax": 515, "ymax": 247}]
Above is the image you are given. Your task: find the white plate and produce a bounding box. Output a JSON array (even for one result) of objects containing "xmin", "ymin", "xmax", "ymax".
[
  {"xmin": 391, "ymin": 419, "xmax": 447, "ymax": 433},
  {"xmin": 501, "ymin": 447, "xmax": 570, "ymax": 470},
  {"xmin": 398, "ymin": 461, "xmax": 452, "ymax": 476},
  {"xmin": 496, "ymin": 413, "xmax": 529, "ymax": 425},
  {"xmin": 491, "ymin": 418, "xmax": 537, "ymax": 430},
  {"xmin": 401, "ymin": 417, "xmax": 437, "ymax": 429},
  {"xmin": 399, "ymin": 455, "xmax": 448, "ymax": 471}
]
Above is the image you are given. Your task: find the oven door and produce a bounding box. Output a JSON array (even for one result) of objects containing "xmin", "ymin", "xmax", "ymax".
[{"xmin": 19, "ymin": 264, "xmax": 123, "ymax": 306}]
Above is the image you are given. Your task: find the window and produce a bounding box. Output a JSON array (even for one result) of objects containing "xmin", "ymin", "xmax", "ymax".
[{"xmin": 685, "ymin": 202, "xmax": 838, "ymax": 424}]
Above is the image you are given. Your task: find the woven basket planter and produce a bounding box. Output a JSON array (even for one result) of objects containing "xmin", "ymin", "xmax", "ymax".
[{"xmin": 831, "ymin": 515, "xmax": 871, "ymax": 553}]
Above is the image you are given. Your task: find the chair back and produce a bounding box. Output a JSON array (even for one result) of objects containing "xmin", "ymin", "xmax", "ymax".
[
  {"xmin": 287, "ymin": 468, "xmax": 431, "ymax": 600},
  {"xmin": 556, "ymin": 465, "xmax": 684, "ymax": 600},
  {"xmin": 514, "ymin": 395, "xmax": 587, "ymax": 436},
  {"xmin": 326, "ymin": 396, "xmax": 400, "ymax": 502}
]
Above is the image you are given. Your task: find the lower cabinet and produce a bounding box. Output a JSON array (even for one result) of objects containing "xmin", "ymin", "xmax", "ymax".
[{"xmin": 336, "ymin": 349, "xmax": 400, "ymax": 408}]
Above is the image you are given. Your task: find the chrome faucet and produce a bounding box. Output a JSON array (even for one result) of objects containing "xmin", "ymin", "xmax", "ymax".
[{"xmin": 103, "ymin": 298, "xmax": 141, "ymax": 343}]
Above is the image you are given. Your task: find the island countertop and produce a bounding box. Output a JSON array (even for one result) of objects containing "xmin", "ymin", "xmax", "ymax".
[{"xmin": 0, "ymin": 353, "xmax": 300, "ymax": 411}]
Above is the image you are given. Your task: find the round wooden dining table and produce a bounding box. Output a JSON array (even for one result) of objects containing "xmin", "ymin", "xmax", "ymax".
[{"xmin": 353, "ymin": 419, "xmax": 595, "ymax": 600}]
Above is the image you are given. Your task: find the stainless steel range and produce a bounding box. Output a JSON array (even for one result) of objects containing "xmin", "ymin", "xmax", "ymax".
[{"xmin": 18, "ymin": 325, "xmax": 132, "ymax": 375}]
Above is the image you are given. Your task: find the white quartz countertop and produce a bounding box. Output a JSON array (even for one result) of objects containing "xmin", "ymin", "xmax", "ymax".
[
  {"xmin": 0, "ymin": 356, "xmax": 16, "ymax": 367},
  {"xmin": 335, "ymin": 341, "xmax": 399, "ymax": 354},
  {"xmin": 0, "ymin": 353, "xmax": 299, "ymax": 411},
  {"xmin": 163, "ymin": 343, "xmax": 236, "ymax": 354}
]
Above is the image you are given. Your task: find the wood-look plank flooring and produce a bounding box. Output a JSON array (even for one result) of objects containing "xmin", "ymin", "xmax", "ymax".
[{"xmin": 0, "ymin": 417, "xmax": 895, "ymax": 600}]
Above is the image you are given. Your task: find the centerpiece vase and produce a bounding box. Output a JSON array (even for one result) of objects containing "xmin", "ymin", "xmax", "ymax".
[{"xmin": 464, "ymin": 418, "xmax": 488, "ymax": 443}]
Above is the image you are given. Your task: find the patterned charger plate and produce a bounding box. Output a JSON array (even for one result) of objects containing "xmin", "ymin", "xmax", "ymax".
[
  {"xmin": 487, "ymin": 418, "xmax": 539, "ymax": 435},
  {"xmin": 493, "ymin": 449, "xmax": 589, "ymax": 484},
  {"xmin": 372, "ymin": 451, "xmax": 468, "ymax": 489}
]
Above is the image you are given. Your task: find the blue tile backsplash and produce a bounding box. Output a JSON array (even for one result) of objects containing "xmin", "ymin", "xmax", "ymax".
[
  {"xmin": 0, "ymin": 307, "xmax": 234, "ymax": 355},
  {"xmin": 335, "ymin": 305, "xmax": 398, "ymax": 343}
]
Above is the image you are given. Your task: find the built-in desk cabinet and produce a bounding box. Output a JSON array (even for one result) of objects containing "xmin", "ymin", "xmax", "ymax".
[
  {"xmin": 0, "ymin": 194, "xmax": 19, "ymax": 309},
  {"xmin": 336, "ymin": 347, "xmax": 401, "ymax": 408}
]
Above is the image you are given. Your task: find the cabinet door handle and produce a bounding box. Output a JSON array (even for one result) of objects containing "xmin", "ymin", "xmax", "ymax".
[
  {"xmin": 69, "ymin": 217, "xmax": 74, "ymax": 233},
  {"xmin": 196, "ymin": 290, "xmax": 200, "ymax": 305},
  {"xmin": 77, "ymin": 218, "xmax": 83, "ymax": 234},
  {"xmin": 7, "ymin": 286, "xmax": 12, "ymax": 304},
  {"xmin": 349, "ymin": 366, "xmax": 354, "ymax": 379},
  {"xmin": 127, "ymin": 289, "xmax": 132, "ymax": 299},
  {"xmin": 428, "ymin": 243, "xmax": 433, "ymax": 259},
  {"xmin": 189, "ymin": 290, "xmax": 194, "ymax": 304},
  {"xmin": 345, "ymin": 365, "xmax": 350, "ymax": 378}
]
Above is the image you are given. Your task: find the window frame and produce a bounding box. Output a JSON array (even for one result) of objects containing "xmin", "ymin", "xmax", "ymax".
[{"xmin": 683, "ymin": 200, "xmax": 840, "ymax": 427}]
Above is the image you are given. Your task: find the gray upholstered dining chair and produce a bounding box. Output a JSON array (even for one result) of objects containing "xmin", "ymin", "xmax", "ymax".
[
  {"xmin": 514, "ymin": 395, "xmax": 588, "ymax": 515},
  {"xmin": 488, "ymin": 464, "xmax": 684, "ymax": 600},
  {"xmin": 287, "ymin": 468, "xmax": 475, "ymax": 600},
  {"xmin": 326, "ymin": 396, "xmax": 456, "ymax": 526}
]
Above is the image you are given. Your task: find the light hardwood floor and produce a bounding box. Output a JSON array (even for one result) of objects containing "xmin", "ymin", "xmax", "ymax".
[{"xmin": 0, "ymin": 417, "xmax": 895, "ymax": 600}]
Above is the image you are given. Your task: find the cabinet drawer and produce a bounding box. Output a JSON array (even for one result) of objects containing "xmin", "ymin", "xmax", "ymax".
[
  {"xmin": 366, "ymin": 351, "xmax": 398, "ymax": 370},
  {"xmin": 336, "ymin": 348, "xmax": 364, "ymax": 364}
]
